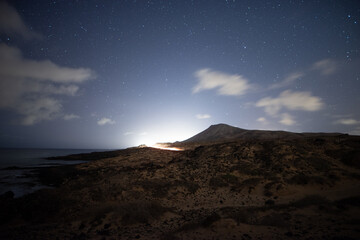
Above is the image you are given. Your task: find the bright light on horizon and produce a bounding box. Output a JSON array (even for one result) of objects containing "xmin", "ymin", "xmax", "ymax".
[
  {"xmin": 132, "ymin": 125, "xmax": 197, "ymax": 147},
  {"xmin": 150, "ymin": 143, "xmax": 183, "ymax": 151}
]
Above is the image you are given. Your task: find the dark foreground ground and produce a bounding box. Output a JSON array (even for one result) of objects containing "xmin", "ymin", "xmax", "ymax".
[{"xmin": 0, "ymin": 135, "xmax": 360, "ymax": 239}]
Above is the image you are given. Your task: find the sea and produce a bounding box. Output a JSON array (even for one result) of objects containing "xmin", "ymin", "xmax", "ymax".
[{"xmin": 0, "ymin": 148, "xmax": 106, "ymax": 198}]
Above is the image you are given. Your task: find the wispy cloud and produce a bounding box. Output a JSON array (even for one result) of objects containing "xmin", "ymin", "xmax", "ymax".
[
  {"xmin": 196, "ymin": 114, "xmax": 211, "ymax": 119},
  {"xmin": 269, "ymin": 72, "xmax": 304, "ymax": 90},
  {"xmin": 97, "ymin": 118, "xmax": 115, "ymax": 126},
  {"xmin": 0, "ymin": 1, "xmax": 43, "ymax": 40},
  {"xmin": 312, "ymin": 59, "xmax": 337, "ymax": 75},
  {"xmin": 279, "ymin": 113, "xmax": 296, "ymax": 126},
  {"xmin": 333, "ymin": 118, "xmax": 360, "ymax": 125},
  {"xmin": 256, "ymin": 90, "xmax": 324, "ymax": 116},
  {"xmin": 0, "ymin": 44, "xmax": 95, "ymax": 125},
  {"xmin": 193, "ymin": 69, "xmax": 251, "ymax": 96},
  {"xmin": 269, "ymin": 59, "xmax": 339, "ymax": 91},
  {"xmin": 63, "ymin": 114, "xmax": 80, "ymax": 121}
]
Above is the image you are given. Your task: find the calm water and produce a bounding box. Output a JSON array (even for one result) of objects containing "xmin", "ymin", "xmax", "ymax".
[{"xmin": 0, "ymin": 148, "xmax": 105, "ymax": 197}]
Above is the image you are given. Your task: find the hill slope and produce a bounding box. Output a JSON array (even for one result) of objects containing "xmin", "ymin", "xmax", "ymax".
[{"xmin": 183, "ymin": 123, "xmax": 345, "ymax": 143}]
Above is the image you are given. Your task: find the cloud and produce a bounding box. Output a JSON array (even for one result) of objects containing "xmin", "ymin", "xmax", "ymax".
[
  {"xmin": 63, "ymin": 114, "xmax": 80, "ymax": 121},
  {"xmin": 0, "ymin": 1, "xmax": 42, "ymax": 40},
  {"xmin": 312, "ymin": 59, "xmax": 337, "ymax": 75},
  {"xmin": 193, "ymin": 69, "xmax": 251, "ymax": 96},
  {"xmin": 256, "ymin": 90, "xmax": 324, "ymax": 116},
  {"xmin": 256, "ymin": 117, "xmax": 268, "ymax": 124},
  {"xmin": 0, "ymin": 45, "xmax": 95, "ymax": 83},
  {"xmin": 0, "ymin": 44, "xmax": 95, "ymax": 125},
  {"xmin": 269, "ymin": 58, "xmax": 339, "ymax": 91},
  {"xmin": 333, "ymin": 118, "xmax": 360, "ymax": 125},
  {"xmin": 196, "ymin": 114, "xmax": 211, "ymax": 119},
  {"xmin": 279, "ymin": 113, "xmax": 296, "ymax": 126},
  {"xmin": 269, "ymin": 72, "xmax": 304, "ymax": 89},
  {"xmin": 97, "ymin": 118, "xmax": 115, "ymax": 126}
]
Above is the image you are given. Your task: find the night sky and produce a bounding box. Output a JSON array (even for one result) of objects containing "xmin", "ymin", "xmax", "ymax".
[{"xmin": 0, "ymin": 0, "xmax": 359, "ymax": 149}]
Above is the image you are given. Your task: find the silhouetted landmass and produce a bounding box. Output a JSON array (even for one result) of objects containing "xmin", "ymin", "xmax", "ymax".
[
  {"xmin": 0, "ymin": 124, "xmax": 359, "ymax": 239},
  {"xmin": 183, "ymin": 123, "xmax": 347, "ymax": 143},
  {"xmin": 46, "ymin": 149, "xmax": 123, "ymax": 161}
]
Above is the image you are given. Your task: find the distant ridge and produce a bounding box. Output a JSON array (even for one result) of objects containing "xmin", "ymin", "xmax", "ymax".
[{"xmin": 183, "ymin": 123, "xmax": 346, "ymax": 143}]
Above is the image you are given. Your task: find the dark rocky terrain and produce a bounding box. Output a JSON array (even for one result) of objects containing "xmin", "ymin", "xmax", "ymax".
[{"xmin": 0, "ymin": 124, "xmax": 360, "ymax": 239}]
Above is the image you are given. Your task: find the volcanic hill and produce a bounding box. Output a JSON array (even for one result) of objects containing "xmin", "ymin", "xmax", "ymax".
[
  {"xmin": 1, "ymin": 124, "xmax": 360, "ymax": 239},
  {"xmin": 183, "ymin": 123, "xmax": 345, "ymax": 143}
]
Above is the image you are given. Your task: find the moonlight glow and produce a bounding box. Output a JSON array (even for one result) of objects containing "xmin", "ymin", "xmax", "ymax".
[{"xmin": 133, "ymin": 126, "xmax": 196, "ymax": 147}]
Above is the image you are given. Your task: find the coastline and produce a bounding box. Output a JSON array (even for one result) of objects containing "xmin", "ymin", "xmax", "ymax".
[{"xmin": 0, "ymin": 148, "xmax": 109, "ymax": 198}]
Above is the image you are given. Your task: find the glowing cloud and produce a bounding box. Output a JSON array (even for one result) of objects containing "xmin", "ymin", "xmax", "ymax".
[
  {"xmin": 193, "ymin": 69, "xmax": 251, "ymax": 96},
  {"xmin": 256, "ymin": 90, "xmax": 324, "ymax": 116}
]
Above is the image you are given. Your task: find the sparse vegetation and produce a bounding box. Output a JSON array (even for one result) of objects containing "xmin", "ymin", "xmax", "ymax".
[{"xmin": 1, "ymin": 130, "xmax": 360, "ymax": 239}]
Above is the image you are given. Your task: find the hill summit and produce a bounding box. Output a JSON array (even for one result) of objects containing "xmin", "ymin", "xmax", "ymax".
[
  {"xmin": 183, "ymin": 123, "xmax": 345, "ymax": 143},
  {"xmin": 184, "ymin": 123, "xmax": 246, "ymax": 142}
]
